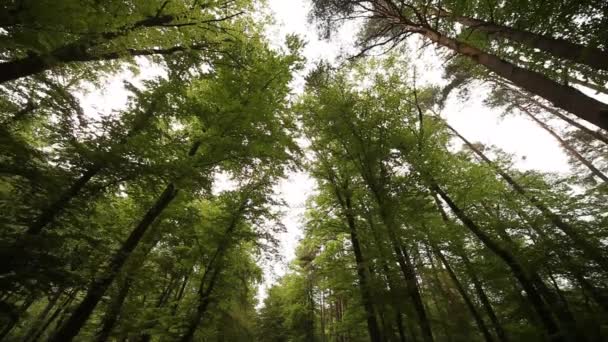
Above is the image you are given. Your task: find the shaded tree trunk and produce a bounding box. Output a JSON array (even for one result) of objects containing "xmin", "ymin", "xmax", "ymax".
[
  {"xmin": 430, "ymin": 184, "xmax": 564, "ymax": 341},
  {"xmin": 417, "ymin": 28, "xmax": 608, "ymax": 130},
  {"xmin": 94, "ymin": 276, "xmax": 133, "ymax": 342},
  {"xmin": 447, "ymin": 123, "xmax": 608, "ymax": 272},
  {"xmin": 436, "ymin": 9, "xmax": 608, "ymax": 71},
  {"xmin": 48, "ymin": 183, "xmax": 178, "ymax": 342},
  {"xmin": 433, "ymin": 248, "xmax": 494, "ymax": 342}
]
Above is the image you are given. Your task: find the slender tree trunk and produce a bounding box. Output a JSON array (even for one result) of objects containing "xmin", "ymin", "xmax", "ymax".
[
  {"xmin": 433, "ymin": 248, "xmax": 495, "ymax": 342},
  {"xmin": 178, "ymin": 265, "xmax": 221, "ymax": 342},
  {"xmin": 48, "ymin": 183, "xmax": 178, "ymax": 342},
  {"xmin": 423, "ymin": 245, "xmax": 453, "ymax": 342},
  {"xmin": 94, "ymin": 276, "xmax": 133, "ymax": 342},
  {"xmin": 30, "ymin": 289, "xmax": 78, "ymax": 342},
  {"xmin": 417, "ymin": 28, "xmax": 608, "ymax": 130},
  {"xmin": 330, "ymin": 179, "xmax": 383, "ymax": 342},
  {"xmin": 430, "ymin": 184, "xmax": 564, "ymax": 341},
  {"xmin": 27, "ymin": 165, "xmax": 102, "ymax": 235},
  {"xmin": 446, "ymin": 123, "xmax": 608, "ymax": 272},
  {"xmin": 517, "ymin": 105, "xmax": 608, "ymax": 182},
  {"xmin": 435, "ymin": 10, "xmax": 608, "ymax": 71},
  {"xmin": 459, "ymin": 252, "xmax": 510, "ymax": 342},
  {"xmin": 344, "ymin": 198, "xmax": 383, "ymax": 342},
  {"xmin": 370, "ymin": 188, "xmax": 434, "ymax": 342},
  {"xmin": 170, "ymin": 274, "xmax": 191, "ymax": 315},
  {"xmin": 510, "ymin": 87, "xmax": 608, "ymax": 143}
]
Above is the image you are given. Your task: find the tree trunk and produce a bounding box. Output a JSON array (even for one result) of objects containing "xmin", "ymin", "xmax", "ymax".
[
  {"xmin": 418, "ymin": 28, "xmax": 608, "ymax": 131},
  {"xmin": 459, "ymin": 252, "xmax": 510, "ymax": 342},
  {"xmin": 331, "ymin": 179, "xmax": 383, "ymax": 342},
  {"xmin": 437, "ymin": 10, "xmax": 608, "ymax": 71},
  {"xmin": 518, "ymin": 105, "xmax": 608, "ymax": 182},
  {"xmin": 48, "ymin": 183, "xmax": 178, "ymax": 342},
  {"xmin": 94, "ymin": 276, "xmax": 133, "ymax": 342},
  {"xmin": 344, "ymin": 196, "xmax": 383, "ymax": 342},
  {"xmin": 430, "ymin": 183, "xmax": 564, "ymax": 341},
  {"xmin": 21, "ymin": 291, "xmax": 63, "ymax": 342},
  {"xmin": 371, "ymin": 188, "xmax": 434, "ymax": 342},
  {"xmin": 509, "ymin": 87, "xmax": 608, "ymax": 143},
  {"xmin": 447, "ymin": 123, "xmax": 608, "ymax": 272},
  {"xmin": 30, "ymin": 289, "xmax": 78, "ymax": 342},
  {"xmin": 433, "ymin": 248, "xmax": 495, "ymax": 342}
]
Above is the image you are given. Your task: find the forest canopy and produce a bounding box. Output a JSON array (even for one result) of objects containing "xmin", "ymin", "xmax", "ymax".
[{"xmin": 1, "ymin": 0, "xmax": 607, "ymax": 341}]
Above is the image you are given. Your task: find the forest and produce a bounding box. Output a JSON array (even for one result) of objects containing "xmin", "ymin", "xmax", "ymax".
[{"xmin": 0, "ymin": 0, "xmax": 607, "ymax": 341}]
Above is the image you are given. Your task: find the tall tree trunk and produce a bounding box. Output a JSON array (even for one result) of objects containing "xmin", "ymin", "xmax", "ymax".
[
  {"xmin": 422, "ymin": 245, "xmax": 454, "ymax": 342},
  {"xmin": 370, "ymin": 187, "xmax": 434, "ymax": 342},
  {"xmin": 517, "ymin": 105, "xmax": 608, "ymax": 182},
  {"xmin": 344, "ymin": 197, "xmax": 383, "ymax": 342},
  {"xmin": 94, "ymin": 276, "xmax": 133, "ymax": 342},
  {"xmin": 459, "ymin": 252, "xmax": 510, "ymax": 342},
  {"xmin": 430, "ymin": 184, "xmax": 564, "ymax": 341},
  {"xmin": 433, "ymin": 247, "xmax": 495, "ymax": 342},
  {"xmin": 435, "ymin": 9, "xmax": 608, "ymax": 71},
  {"xmin": 446, "ymin": 123, "xmax": 608, "ymax": 272},
  {"xmin": 48, "ymin": 183, "xmax": 178, "ymax": 342},
  {"xmin": 508, "ymin": 87, "xmax": 608, "ymax": 143},
  {"xmin": 330, "ymin": 178, "xmax": 383, "ymax": 342},
  {"xmin": 417, "ymin": 28, "xmax": 608, "ymax": 130}
]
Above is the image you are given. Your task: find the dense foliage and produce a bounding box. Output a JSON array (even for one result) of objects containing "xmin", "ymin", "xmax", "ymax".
[{"xmin": 1, "ymin": 0, "xmax": 607, "ymax": 341}]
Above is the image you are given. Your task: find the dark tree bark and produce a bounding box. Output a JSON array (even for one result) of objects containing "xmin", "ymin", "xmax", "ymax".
[
  {"xmin": 436, "ymin": 9, "xmax": 608, "ymax": 71},
  {"xmin": 94, "ymin": 276, "xmax": 133, "ymax": 342},
  {"xmin": 517, "ymin": 105, "xmax": 608, "ymax": 183},
  {"xmin": 433, "ymin": 248, "xmax": 495, "ymax": 342},
  {"xmin": 328, "ymin": 176, "xmax": 383, "ymax": 342},
  {"xmin": 459, "ymin": 252, "xmax": 510, "ymax": 342},
  {"xmin": 48, "ymin": 183, "xmax": 178, "ymax": 342},
  {"xmin": 417, "ymin": 28, "xmax": 608, "ymax": 131},
  {"xmin": 447, "ymin": 123, "xmax": 608, "ymax": 272},
  {"xmin": 430, "ymin": 184, "xmax": 564, "ymax": 341}
]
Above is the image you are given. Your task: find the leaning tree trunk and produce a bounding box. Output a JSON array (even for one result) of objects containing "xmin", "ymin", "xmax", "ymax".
[
  {"xmin": 418, "ymin": 28, "xmax": 608, "ymax": 131},
  {"xmin": 94, "ymin": 276, "xmax": 133, "ymax": 342},
  {"xmin": 446, "ymin": 123, "xmax": 608, "ymax": 272},
  {"xmin": 502, "ymin": 85, "xmax": 608, "ymax": 144},
  {"xmin": 430, "ymin": 183, "xmax": 565, "ymax": 341},
  {"xmin": 26, "ymin": 97, "xmax": 160, "ymax": 235},
  {"xmin": 433, "ymin": 247, "xmax": 495, "ymax": 342},
  {"xmin": 436, "ymin": 9, "xmax": 608, "ymax": 71},
  {"xmin": 517, "ymin": 105, "xmax": 608, "ymax": 183},
  {"xmin": 459, "ymin": 252, "xmax": 510, "ymax": 342},
  {"xmin": 48, "ymin": 183, "xmax": 178, "ymax": 342}
]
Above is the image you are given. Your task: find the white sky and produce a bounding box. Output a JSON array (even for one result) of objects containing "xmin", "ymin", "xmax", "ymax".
[{"xmin": 77, "ymin": 0, "xmax": 602, "ymax": 305}]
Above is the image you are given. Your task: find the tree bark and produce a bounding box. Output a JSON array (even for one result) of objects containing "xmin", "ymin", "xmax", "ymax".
[
  {"xmin": 447, "ymin": 123, "xmax": 608, "ymax": 272},
  {"xmin": 517, "ymin": 105, "xmax": 608, "ymax": 182},
  {"xmin": 433, "ymin": 248, "xmax": 495, "ymax": 342},
  {"xmin": 418, "ymin": 28, "xmax": 608, "ymax": 131},
  {"xmin": 437, "ymin": 10, "xmax": 608, "ymax": 71},
  {"xmin": 48, "ymin": 183, "xmax": 178, "ymax": 342},
  {"xmin": 430, "ymin": 183, "xmax": 564, "ymax": 341}
]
